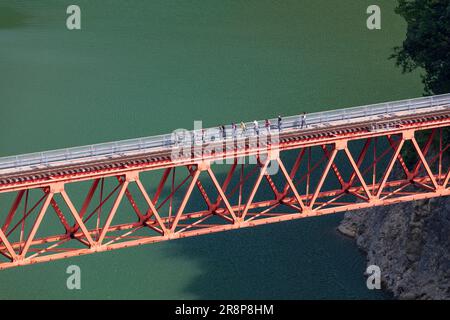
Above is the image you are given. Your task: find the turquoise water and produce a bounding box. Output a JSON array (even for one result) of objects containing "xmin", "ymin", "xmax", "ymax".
[{"xmin": 0, "ymin": 0, "xmax": 422, "ymax": 299}]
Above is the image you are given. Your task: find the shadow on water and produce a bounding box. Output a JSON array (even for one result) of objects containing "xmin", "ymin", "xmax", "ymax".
[
  {"xmin": 170, "ymin": 222, "xmax": 393, "ymax": 299},
  {"xmin": 0, "ymin": 6, "xmax": 30, "ymax": 29},
  {"xmin": 165, "ymin": 170, "xmax": 392, "ymax": 300}
]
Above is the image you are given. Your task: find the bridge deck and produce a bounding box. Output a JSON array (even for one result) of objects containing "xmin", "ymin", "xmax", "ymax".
[
  {"xmin": 0, "ymin": 94, "xmax": 449, "ymax": 191},
  {"xmin": 0, "ymin": 94, "xmax": 449, "ymax": 269}
]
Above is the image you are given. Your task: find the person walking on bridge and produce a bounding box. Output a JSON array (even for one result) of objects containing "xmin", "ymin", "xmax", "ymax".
[
  {"xmin": 265, "ymin": 119, "xmax": 271, "ymax": 134},
  {"xmin": 202, "ymin": 128, "xmax": 207, "ymax": 144},
  {"xmin": 253, "ymin": 120, "xmax": 259, "ymax": 135},
  {"xmin": 240, "ymin": 121, "xmax": 247, "ymax": 136},
  {"xmin": 220, "ymin": 125, "xmax": 226, "ymax": 140},
  {"xmin": 231, "ymin": 122, "xmax": 237, "ymax": 140},
  {"xmin": 300, "ymin": 112, "xmax": 307, "ymax": 129},
  {"xmin": 277, "ymin": 115, "xmax": 282, "ymax": 131},
  {"xmin": 190, "ymin": 131, "xmax": 195, "ymax": 145}
]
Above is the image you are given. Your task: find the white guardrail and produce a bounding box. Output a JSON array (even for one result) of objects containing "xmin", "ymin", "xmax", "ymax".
[{"xmin": 1, "ymin": 93, "xmax": 449, "ymax": 171}]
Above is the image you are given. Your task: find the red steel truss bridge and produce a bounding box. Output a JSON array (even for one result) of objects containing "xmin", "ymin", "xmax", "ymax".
[{"xmin": 0, "ymin": 94, "xmax": 449, "ymax": 269}]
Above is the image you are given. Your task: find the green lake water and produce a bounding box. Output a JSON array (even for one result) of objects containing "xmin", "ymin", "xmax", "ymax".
[{"xmin": 0, "ymin": 0, "xmax": 423, "ymax": 299}]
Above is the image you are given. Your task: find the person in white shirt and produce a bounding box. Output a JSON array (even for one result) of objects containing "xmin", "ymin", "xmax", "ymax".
[
  {"xmin": 300, "ymin": 112, "xmax": 307, "ymax": 129},
  {"xmin": 253, "ymin": 120, "xmax": 259, "ymax": 135}
]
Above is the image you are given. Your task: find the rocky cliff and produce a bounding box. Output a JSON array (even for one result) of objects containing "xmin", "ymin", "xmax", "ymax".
[{"xmin": 338, "ymin": 195, "xmax": 450, "ymax": 300}]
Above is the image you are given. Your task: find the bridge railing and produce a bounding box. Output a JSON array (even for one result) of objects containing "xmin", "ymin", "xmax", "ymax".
[
  {"xmin": 280, "ymin": 94, "xmax": 450, "ymax": 127},
  {"xmin": 1, "ymin": 93, "xmax": 449, "ymax": 171}
]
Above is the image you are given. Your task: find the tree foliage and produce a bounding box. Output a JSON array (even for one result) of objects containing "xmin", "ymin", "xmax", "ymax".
[
  {"xmin": 392, "ymin": 1, "xmax": 450, "ymax": 165},
  {"xmin": 391, "ymin": 0, "xmax": 450, "ymax": 95}
]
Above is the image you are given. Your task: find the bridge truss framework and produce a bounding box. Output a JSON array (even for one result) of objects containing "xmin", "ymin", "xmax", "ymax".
[{"xmin": 0, "ymin": 108, "xmax": 448, "ymax": 270}]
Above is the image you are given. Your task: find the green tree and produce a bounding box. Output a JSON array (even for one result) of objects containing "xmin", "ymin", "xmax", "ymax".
[
  {"xmin": 391, "ymin": 1, "xmax": 450, "ymax": 165},
  {"xmin": 391, "ymin": 0, "xmax": 450, "ymax": 95}
]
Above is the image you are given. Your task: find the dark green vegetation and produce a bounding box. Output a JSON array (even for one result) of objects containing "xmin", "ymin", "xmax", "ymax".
[
  {"xmin": 391, "ymin": 0, "xmax": 450, "ymax": 164},
  {"xmin": 391, "ymin": 0, "xmax": 450, "ymax": 95},
  {"xmin": 342, "ymin": 2, "xmax": 450, "ymax": 299}
]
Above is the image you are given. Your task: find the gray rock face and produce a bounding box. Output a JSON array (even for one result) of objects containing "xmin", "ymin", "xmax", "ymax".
[{"xmin": 339, "ymin": 196, "xmax": 450, "ymax": 300}]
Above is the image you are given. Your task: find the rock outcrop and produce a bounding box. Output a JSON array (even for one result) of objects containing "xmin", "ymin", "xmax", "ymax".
[{"xmin": 338, "ymin": 196, "xmax": 450, "ymax": 299}]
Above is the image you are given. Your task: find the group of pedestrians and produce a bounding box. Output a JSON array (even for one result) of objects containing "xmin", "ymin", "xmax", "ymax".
[
  {"xmin": 177, "ymin": 113, "xmax": 309, "ymax": 146},
  {"xmin": 218, "ymin": 113, "xmax": 308, "ymax": 139}
]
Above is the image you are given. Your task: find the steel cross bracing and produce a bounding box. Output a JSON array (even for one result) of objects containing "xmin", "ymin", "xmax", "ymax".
[{"xmin": 0, "ymin": 95, "xmax": 448, "ymax": 269}]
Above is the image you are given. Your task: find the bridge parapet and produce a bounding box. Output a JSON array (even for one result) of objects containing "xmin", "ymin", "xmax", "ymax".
[{"xmin": 0, "ymin": 95, "xmax": 448, "ymax": 269}]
